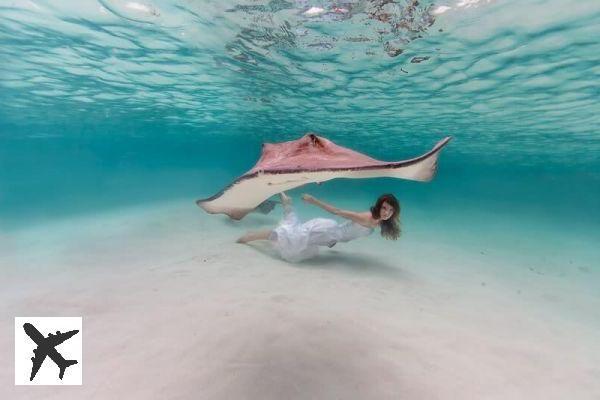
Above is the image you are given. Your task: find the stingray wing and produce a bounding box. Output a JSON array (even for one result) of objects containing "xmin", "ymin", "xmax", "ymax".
[{"xmin": 196, "ymin": 134, "xmax": 452, "ymax": 220}]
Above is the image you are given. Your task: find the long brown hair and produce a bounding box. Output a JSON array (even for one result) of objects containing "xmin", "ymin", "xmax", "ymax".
[{"xmin": 370, "ymin": 194, "xmax": 401, "ymax": 240}]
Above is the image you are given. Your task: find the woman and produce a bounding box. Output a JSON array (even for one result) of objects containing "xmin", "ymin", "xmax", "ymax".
[{"xmin": 236, "ymin": 191, "xmax": 400, "ymax": 262}]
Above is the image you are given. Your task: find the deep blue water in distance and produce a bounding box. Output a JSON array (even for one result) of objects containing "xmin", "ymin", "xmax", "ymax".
[{"xmin": 0, "ymin": 1, "xmax": 599, "ymax": 273}]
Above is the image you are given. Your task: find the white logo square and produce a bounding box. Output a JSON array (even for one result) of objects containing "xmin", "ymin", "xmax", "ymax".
[{"xmin": 15, "ymin": 317, "xmax": 82, "ymax": 385}]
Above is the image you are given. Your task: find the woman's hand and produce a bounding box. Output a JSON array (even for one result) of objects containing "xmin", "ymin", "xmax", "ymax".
[{"xmin": 301, "ymin": 194, "xmax": 316, "ymax": 204}]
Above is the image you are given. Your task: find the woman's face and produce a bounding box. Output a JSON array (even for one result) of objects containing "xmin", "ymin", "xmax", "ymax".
[{"xmin": 379, "ymin": 201, "xmax": 394, "ymax": 221}]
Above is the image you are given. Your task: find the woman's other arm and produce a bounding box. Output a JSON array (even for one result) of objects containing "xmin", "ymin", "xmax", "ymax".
[{"xmin": 301, "ymin": 194, "xmax": 371, "ymax": 226}]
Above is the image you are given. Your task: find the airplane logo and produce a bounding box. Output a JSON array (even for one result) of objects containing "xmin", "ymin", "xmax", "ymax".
[{"xmin": 23, "ymin": 322, "xmax": 79, "ymax": 381}]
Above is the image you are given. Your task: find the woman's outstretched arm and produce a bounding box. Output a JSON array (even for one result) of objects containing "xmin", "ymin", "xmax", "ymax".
[{"xmin": 302, "ymin": 194, "xmax": 371, "ymax": 226}]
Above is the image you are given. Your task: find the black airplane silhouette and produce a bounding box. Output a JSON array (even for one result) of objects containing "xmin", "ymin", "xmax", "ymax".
[{"xmin": 23, "ymin": 322, "xmax": 79, "ymax": 381}]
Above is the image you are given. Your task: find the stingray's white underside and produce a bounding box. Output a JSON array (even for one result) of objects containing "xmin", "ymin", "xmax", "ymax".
[{"xmin": 197, "ymin": 136, "xmax": 451, "ymax": 220}]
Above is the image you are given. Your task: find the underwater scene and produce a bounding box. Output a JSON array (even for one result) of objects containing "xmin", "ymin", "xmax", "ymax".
[{"xmin": 1, "ymin": 0, "xmax": 599, "ymax": 398}]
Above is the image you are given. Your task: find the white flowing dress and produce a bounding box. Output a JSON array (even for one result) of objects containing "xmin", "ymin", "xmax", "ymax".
[{"xmin": 268, "ymin": 206, "xmax": 374, "ymax": 262}]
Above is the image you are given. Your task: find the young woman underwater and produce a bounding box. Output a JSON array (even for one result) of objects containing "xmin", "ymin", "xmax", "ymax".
[{"xmin": 236, "ymin": 192, "xmax": 401, "ymax": 262}]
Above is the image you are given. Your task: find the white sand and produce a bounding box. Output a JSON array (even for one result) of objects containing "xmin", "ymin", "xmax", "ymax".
[{"xmin": 2, "ymin": 200, "xmax": 599, "ymax": 399}]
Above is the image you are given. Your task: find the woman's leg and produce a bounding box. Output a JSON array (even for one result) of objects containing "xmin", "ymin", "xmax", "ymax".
[
  {"xmin": 237, "ymin": 192, "xmax": 293, "ymax": 244},
  {"xmin": 236, "ymin": 229, "xmax": 273, "ymax": 244}
]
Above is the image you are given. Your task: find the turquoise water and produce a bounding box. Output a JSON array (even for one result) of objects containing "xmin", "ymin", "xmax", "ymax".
[{"xmin": 1, "ymin": 1, "xmax": 599, "ymax": 273}]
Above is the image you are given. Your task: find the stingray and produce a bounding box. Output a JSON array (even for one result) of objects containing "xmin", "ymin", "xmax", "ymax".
[{"xmin": 196, "ymin": 133, "xmax": 452, "ymax": 220}]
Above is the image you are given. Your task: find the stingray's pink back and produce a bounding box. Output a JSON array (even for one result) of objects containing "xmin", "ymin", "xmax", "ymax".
[
  {"xmin": 197, "ymin": 133, "xmax": 452, "ymax": 220},
  {"xmin": 248, "ymin": 133, "xmax": 383, "ymax": 173}
]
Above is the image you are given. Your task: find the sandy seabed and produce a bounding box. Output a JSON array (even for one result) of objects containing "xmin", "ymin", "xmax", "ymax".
[{"xmin": 1, "ymin": 200, "xmax": 599, "ymax": 399}]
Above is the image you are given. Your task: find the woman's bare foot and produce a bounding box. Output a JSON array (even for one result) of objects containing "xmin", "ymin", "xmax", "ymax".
[
  {"xmin": 236, "ymin": 230, "xmax": 272, "ymax": 244},
  {"xmin": 279, "ymin": 191, "xmax": 292, "ymax": 206}
]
